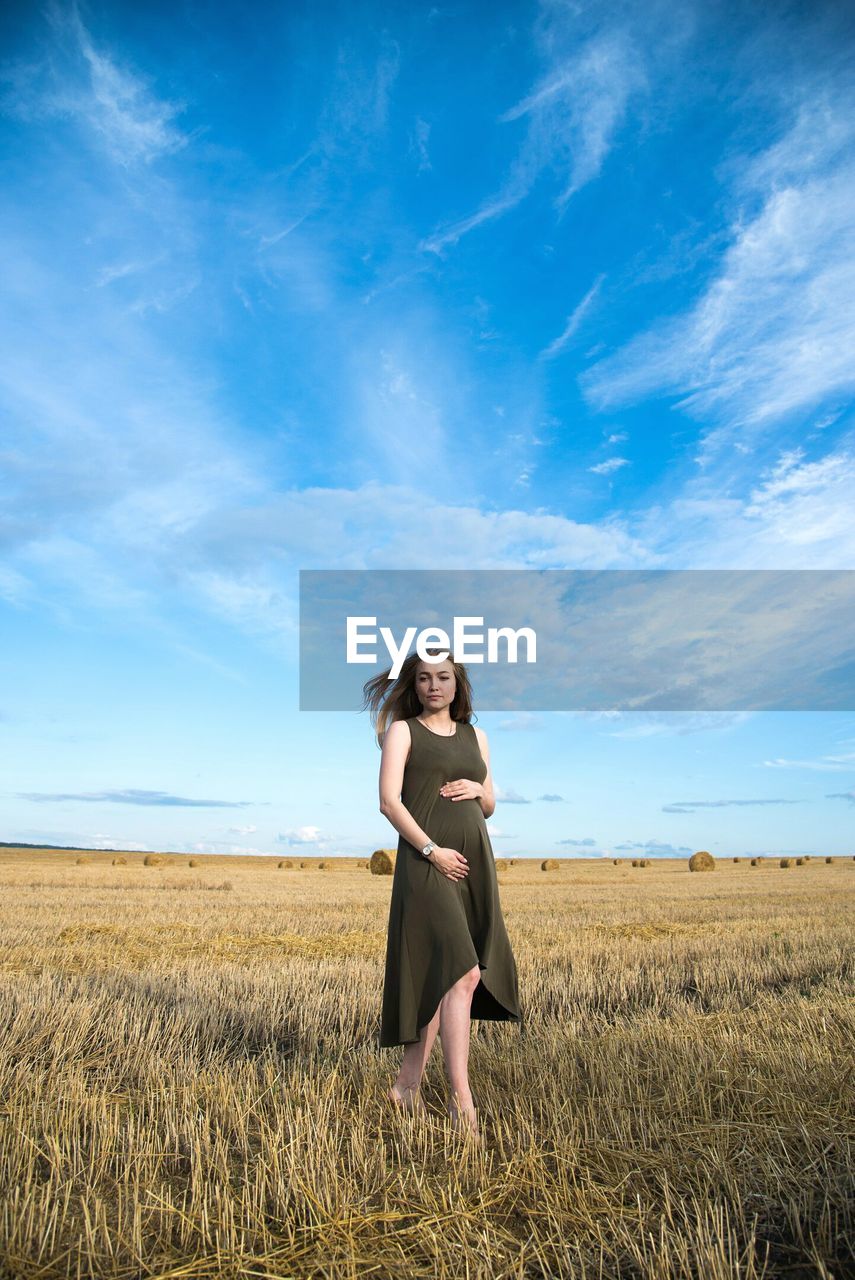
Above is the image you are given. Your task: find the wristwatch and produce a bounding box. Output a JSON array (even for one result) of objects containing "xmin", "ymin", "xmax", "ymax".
[{"xmin": 421, "ymin": 841, "xmax": 436, "ymax": 860}]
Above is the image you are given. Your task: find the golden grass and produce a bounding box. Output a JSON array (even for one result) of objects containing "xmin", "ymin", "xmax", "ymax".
[{"xmin": 0, "ymin": 849, "xmax": 852, "ymax": 1278}]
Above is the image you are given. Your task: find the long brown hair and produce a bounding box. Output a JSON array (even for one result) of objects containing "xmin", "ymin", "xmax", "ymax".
[{"xmin": 361, "ymin": 648, "xmax": 477, "ymax": 747}]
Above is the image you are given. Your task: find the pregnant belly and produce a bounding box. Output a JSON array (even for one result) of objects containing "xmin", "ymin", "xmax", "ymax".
[{"xmin": 429, "ymin": 797, "xmax": 487, "ymax": 848}]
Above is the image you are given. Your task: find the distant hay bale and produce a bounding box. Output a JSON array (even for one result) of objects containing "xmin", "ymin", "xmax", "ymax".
[
  {"xmin": 509, "ymin": 859, "xmax": 516, "ymax": 866},
  {"xmin": 803, "ymin": 855, "xmax": 811, "ymax": 861},
  {"xmin": 613, "ymin": 858, "xmax": 621, "ymax": 865},
  {"xmin": 317, "ymin": 860, "xmax": 327, "ymax": 870},
  {"xmin": 75, "ymin": 856, "xmax": 91, "ymax": 865},
  {"xmin": 143, "ymin": 854, "xmax": 166, "ymax": 867},
  {"xmin": 111, "ymin": 856, "xmax": 127, "ymax": 866},
  {"xmin": 277, "ymin": 859, "xmax": 293, "ymax": 869},
  {"xmin": 188, "ymin": 859, "xmax": 201, "ymax": 867},
  {"xmin": 631, "ymin": 859, "xmax": 639, "ymax": 867},
  {"xmin": 733, "ymin": 857, "xmax": 741, "ymax": 863},
  {"xmin": 494, "ymin": 858, "xmax": 508, "ymax": 871},
  {"xmin": 299, "ymin": 861, "xmax": 306, "ymax": 869},
  {"xmin": 750, "ymin": 858, "xmax": 760, "ymax": 866},
  {"xmin": 780, "ymin": 858, "xmax": 792, "ymax": 868},
  {"xmin": 540, "ymin": 859, "xmax": 559, "ymax": 871},
  {"xmin": 795, "ymin": 857, "xmax": 804, "ymax": 865},
  {"xmin": 825, "ymin": 856, "xmax": 833, "ymax": 863},
  {"xmin": 370, "ymin": 848, "xmax": 396, "ymax": 875},
  {"xmin": 688, "ymin": 850, "xmax": 715, "ymax": 873}
]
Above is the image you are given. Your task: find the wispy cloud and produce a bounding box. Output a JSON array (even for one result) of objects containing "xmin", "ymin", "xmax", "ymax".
[
  {"xmin": 420, "ymin": 30, "xmax": 644, "ymax": 253},
  {"xmin": 540, "ymin": 275, "xmax": 605, "ymax": 360},
  {"xmin": 580, "ymin": 91, "xmax": 855, "ymax": 454},
  {"xmin": 17, "ymin": 789, "xmax": 255, "ymax": 807},
  {"xmin": 495, "ymin": 786, "xmax": 530, "ymax": 804},
  {"xmin": 588, "ymin": 457, "xmax": 630, "ymax": 476},
  {"xmin": 825, "ymin": 789, "xmax": 855, "ymax": 805},
  {"xmin": 662, "ymin": 797, "xmax": 801, "ymax": 813},
  {"xmin": 764, "ymin": 752, "xmax": 855, "ymax": 771},
  {"xmin": 1, "ymin": 2, "xmax": 194, "ymax": 166}
]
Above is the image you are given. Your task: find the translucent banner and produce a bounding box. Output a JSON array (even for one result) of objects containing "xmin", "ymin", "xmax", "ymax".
[{"xmin": 299, "ymin": 570, "xmax": 855, "ymax": 712}]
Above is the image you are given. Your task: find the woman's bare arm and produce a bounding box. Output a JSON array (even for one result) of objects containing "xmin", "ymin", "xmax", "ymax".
[
  {"xmin": 378, "ymin": 720, "xmax": 437, "ymax": 852},
  {"xmin": 473, "ymin": 726, "xmax": 496, "ymax": 819}
]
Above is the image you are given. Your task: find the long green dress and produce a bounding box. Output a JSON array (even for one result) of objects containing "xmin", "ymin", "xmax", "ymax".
[{"xmin": 379, "ymin": 715, "xmax": 523, "ymax": 1048}]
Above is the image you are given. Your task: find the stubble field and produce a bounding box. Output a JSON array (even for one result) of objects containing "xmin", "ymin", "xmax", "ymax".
[{"xmin": 0, "ymin": 848, "xmax": 852, "ymax": 1280}]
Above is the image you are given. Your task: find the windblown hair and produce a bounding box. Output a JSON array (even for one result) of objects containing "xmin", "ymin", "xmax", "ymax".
[{"xmin": 362, "ymin": 647, "xmax": 477, "ymax": 747}]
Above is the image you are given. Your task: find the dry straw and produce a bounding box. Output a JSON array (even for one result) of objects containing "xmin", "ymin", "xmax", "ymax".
[
  {"xmin": 540, "ymin": 858, "xmax": 559, "ymax": 871},
  {"xmin": 369, "ymin": 849, "xmax": 396, "ymax": 875},
  {"xmin": 143, "ymin": 854, "xmax": 167, "ymax": 867},
  {"xmin": 111, "ymin": 857, "xmax": 127, "ymax": 866},
  {"xmin": 780, "ymin": 858, "xmax": 792, "ymax": 868},
  {"xmin": 689, "ymin": 851, "xmax": 715, "ymax": 872}
]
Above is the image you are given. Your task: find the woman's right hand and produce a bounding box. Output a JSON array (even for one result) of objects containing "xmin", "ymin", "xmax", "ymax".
[{"xmin": 430, "ymin": 846, "xmax": 469, "ymax": 881}]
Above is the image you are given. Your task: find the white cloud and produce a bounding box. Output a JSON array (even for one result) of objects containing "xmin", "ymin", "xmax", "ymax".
[
  {"xmin": 420, "ymin": 30, "xmax": 644, "ymax": 253},
  {"xmin": 580, "ymin": 93, "xmax": 855, "ymax": 455}
]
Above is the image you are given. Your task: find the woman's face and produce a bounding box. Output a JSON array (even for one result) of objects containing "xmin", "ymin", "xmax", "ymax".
[{"xmin": 414, "ymin": 660, "xmax": 456, "ymax": 712}]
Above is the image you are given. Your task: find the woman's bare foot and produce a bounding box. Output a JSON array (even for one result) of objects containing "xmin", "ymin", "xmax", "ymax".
[
  {"xmin": 388, "ymin": 1082, "xmax": 425, "ymax": 1115},
  {"xmin": 447, "ymin": 1095, "xmax": 481, "ymax": 1143}
]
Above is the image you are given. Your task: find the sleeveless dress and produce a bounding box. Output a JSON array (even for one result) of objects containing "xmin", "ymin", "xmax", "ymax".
[{"xmin": 379, "ymin": 715, "xmax": 523, "ymax": 1048}]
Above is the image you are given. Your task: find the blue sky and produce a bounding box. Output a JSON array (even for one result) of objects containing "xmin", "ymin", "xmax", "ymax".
[{"xmin": 2, "ymin": 0, "xmax": 854, "ymax": 859}]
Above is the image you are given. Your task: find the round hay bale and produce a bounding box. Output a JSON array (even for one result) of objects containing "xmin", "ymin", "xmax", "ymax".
[
  {"xmin": 188, "ymin": 858, "xmax": 201, "ymax": 867},
  {"xmin": 111, "ymin": 856, "xmax": 127, "ymax": 866},
  {"xmin": 277, "ymin": 859, "xmax": 293, "ymax": 869},
  {"xmin": 494, "ymin": 858, "xmax": 508, "ymax": 871},
  {"xmin": 75, "ymin": 856, "xmax": 91, "ymax": 865},
  {"xmin": 825, "ymin": 856, "xmax": 833, "ymax": 863},
  {"xmin": 509, "ymin": 858, "xmax": 516, "ymax": 866},
  {"xmin": 803, "ymin": 855, "xmax": 811, "ymax": 861},
  {"xmin": 143, "ymin": 854, "xmax": 166, "ymax": 867},
  {"xmin": 299, "ymin": 860, "xmax": 306, "ymax": 868},
  {"xmin": 613, "ymin": 858, "xmax": 621, "ymax": 865},
  {"xmin": 795, "ymin": 857, "xmax": 804, "ymax": 865},
  {"xmin": 540, "ymin": 858, "xmax": 559, "ymax": 871},
  {"xmin": 750, "ymin": 858, "xmax": 760, "ymax": 866},
  {"xmin": 317, "ymin": 860, "xmax": 326, "ymax": 869},
  {"xmin": 733, "ymin": 857, "xmax": 741, "ymax": 863},
  {"xmin": 631, "ymin": 859, "xmax": 639, "ymax": 867},
  {"xmin": 688, "ymin": 851, "xmax": 715, "ymax": 873},
  {"xmin": 370, "ymin": 848, "xmax": 396, "ymax": 875},
  {"xmin": 780, "ymin": 858, "xmax": 792, "ymax": 868}
]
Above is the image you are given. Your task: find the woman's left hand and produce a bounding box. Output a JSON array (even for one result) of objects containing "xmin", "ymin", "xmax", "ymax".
[{"xmin": 439, "ymin": 778, "xmax": 484, "ymax": 802}]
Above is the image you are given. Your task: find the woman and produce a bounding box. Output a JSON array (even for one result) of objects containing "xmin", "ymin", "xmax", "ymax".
[{"xmin": 363, "ymin": 648, "xmax": 523, "ymax": 1141}]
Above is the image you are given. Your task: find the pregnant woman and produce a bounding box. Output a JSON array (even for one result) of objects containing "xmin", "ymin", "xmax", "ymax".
[{"xmin": 363, "ymin": 649, "xmax": 523, "ymax": 1141}]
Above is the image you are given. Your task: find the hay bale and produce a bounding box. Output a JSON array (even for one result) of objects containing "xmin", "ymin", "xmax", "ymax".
[
  {"xmin": 733, "ymin": 857, "xmax": 741, "ymax": 863},
  {"xmin": 688, "ymin": 850, "xmax": 715, "ymax": 873},
  {"xmin": 750, "ymin": 858, "xmax": 761, "ymax": 866},
  {"xmin": 795, "ymin": 857, "xmax": 804, "ymax": 865},
  {"xmin": 75, "ymin": 856, "xmax": 91, "ymax": 865},
  {"xmin": 613, "ymin": 858, "xmax": 621, "ymax": 865},
  {"xmin": 631, "ymin": 859, "xmax": 639, "ymax": 867},
  {"xmin": 317, "ymin": 860, "xmax": 326, "ymax": 869},
  {"xmin": 277, "ymin": 859, "xmax": 293, "ymax": 869},
  {"xmin": 780, "ymin": 858, "xmax": 792, "ymax": 868},
  {"xmin": 299, "ymin": 860, "xmax": 306, "ymax": 868},
  {"xmin": 540, "ymin": 859, "xmax": 559, "ymax": 871},
  {"xmin": 494, "ymin": 858, "xmax": 508, "ymax": 871},
  {"xmin": 143, "ymin": 854, "xmax": 166, "ymax": 867},
  {"xmin": 188, "ymin": 858, "xmax": 201, "ymax": 867},
  {"xmin": 825, "ymin": 856, "xmax": 833, "ymax": 863},
  {"xmin": 111, "ymin": 856, "xmax": 127, "ymax": 866},
  {"xmin": 370, "ymin": 848, "xmax": 396, "ymax": 875}
]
